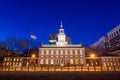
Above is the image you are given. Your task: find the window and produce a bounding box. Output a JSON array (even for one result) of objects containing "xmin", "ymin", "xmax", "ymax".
[
  {"xmin": 20, "ymin": 59, "xmax": 22, "ymax": 61},
  {"xmin": 75, "ymin": 59, "xmax": 78, "ymax": 64},
  {"xmin": 80, "ymin": 59, "xmax": 84, "ymax": 64},
  {"xmin": 75, "ymin": 50, "xmax": 78, "ymax": 55},
  {"xmin": 103, "ymin": 62, "xmax": 106, "ymax": 66},
  {"xmin": 80, "ymin": 50, "xmax": 83, "ymax": 55},
  {"xmin": 8, "ymin": 58, "xmax": 10, "ymax": 61},
  {"xmin": 56, "ymin": 59, "xmax": 59, "ymax": 64},
  {"xmin": 107, "ymin": 62, "xmax": 109, "ymax": 66},
  {"xmin": 4, "ymin": 58, "xmax": 6, "ymax": 61},
  {"xmin": 45, "ymin": 59, "xmax": 49, "ymax": 64},
  {"xmin": 56, "ymin": 50, "xmax": 59, "ymax": 55},
  {"xmin": 46, "ymin": 50, "xmax": 49, "ymax": 55},
  {"xmin": 114, "ymin": 32, "xmax": 116, "ymax": 36},
  {"xmin": 7, "ymin": 62, "xmax": 9, "ymax": 66},
  {"xmin": 65, "ymin": 50, "xmax": 68, "ymax": 55},
  {"xmin": 65, "ymin": 59, "xmax": 68, "ymax": 64},
  {"xmin": 19, "ymin": 63, "xmax": 22, "ymax": 67},
  {"xmin": 3, "ymin": 63, "xmax": 6, "ymax": 66},
  {"xmin": 17, "ymin": 58, "xmax": 19, "ymax": 61},
  {"xmin": 50, "ymin": 59, "xmax": 54, "ymax": 64},
  {"xmin": 70, "ymin": 50, "xmax": 73, "ymax": 55},
  {"xmin": 41, "ymin": 50, "xmax": 44, "ymax": 55},
  {"xmin": 10, "ymin": 59, "xmax": 12, "ymax": 61},
  {"xmin": 70, "ymin": 59, "xmax": 73, "ymax": 64},
  {"xmin": 112, "ymin": 34, "xmax": 113, "ymax": 37},
  {"xmin": 14, "ymin": 58, "xmax": 16, "ymax": 61},
  {"xmin": 51, "ymin": 50, "xmax": 54, "ymax": 55},
  {"xmin": 40, "ymin": 59, "xmax": 44, "ymax": 64},
  {"xmin": 116, "ymin": 31, "xmax": 119, "ymax": 34},
  {"xmin": 111, "ymin": 62, "xmax": 113, "ymax": 66},
  {"xmin": 60, "ymin": 50, "xmax": 63, "ymax": 55}
]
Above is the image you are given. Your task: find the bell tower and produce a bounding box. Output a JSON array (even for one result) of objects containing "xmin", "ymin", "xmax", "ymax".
[{"xmin": 56, "ymin": 21, "xmax": 68, "ymax": 46}]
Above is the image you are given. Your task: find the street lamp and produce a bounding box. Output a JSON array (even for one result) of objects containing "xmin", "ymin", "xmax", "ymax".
[
  {"xmin": 31, "ymin": 54, "xmax": 36, "ymax": 58},
  {"xmin": 90, "ymin": 54, "xmax": 96, "ymax": 58}
]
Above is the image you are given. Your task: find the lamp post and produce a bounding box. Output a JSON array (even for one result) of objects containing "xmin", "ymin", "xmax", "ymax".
[
  {"xmin": 90, "ymin": 54, "xmax": 96, "ymax": 58},
  {"xmin": 90, "ymin": 53, "xmax": 96, "ymax": 71}
]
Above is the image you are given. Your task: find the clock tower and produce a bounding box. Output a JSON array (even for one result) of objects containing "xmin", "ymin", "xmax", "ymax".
[{"xmin": 56, "ymin": 21, "xmax": 68, "ymax": 46}]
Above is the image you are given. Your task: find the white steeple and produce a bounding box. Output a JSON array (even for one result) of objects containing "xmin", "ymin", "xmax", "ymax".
[
  {"xmin": 60, "ymin": 21, "xmax": 63, "ymax": 28},
  {"xmin": 59, "ymin": 21, "xmax": 64, "ymax": 34},
  {"xmin": 56, "ymin": 21, "xmax": 68, "ymax": 46}
]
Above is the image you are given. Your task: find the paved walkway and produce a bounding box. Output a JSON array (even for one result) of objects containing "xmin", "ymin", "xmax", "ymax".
[{"xmin": 0, "ymin": 72, "xmax": 120, "ymax": 80}]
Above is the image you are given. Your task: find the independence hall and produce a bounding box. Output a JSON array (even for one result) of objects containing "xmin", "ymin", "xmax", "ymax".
[
  {"xmin": 38, "ymin": 22, "xmax": 85, "ymax": 66},
  {"xmin": 1, "ymin": 22, "xmax": 120, "ymax": 71}
]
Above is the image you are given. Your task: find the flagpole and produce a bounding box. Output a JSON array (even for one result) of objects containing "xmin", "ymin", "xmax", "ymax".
[{"xmin": 27, "ymin": 34, "xmax": 37, "ymax": 67}]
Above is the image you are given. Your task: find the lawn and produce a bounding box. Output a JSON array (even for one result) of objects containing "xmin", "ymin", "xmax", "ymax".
[{"xmin": 0, "ymin": 71, "xmax": 120, "ymax": 80}]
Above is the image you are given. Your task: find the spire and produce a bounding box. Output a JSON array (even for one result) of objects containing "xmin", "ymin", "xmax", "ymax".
[{"xmin": 60, "ymin": 21, "xmax": 63, "ymax": 28}]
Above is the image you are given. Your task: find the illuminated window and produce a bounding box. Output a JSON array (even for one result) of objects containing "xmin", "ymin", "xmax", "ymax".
[
  {"xmin": 50, "ymin": 59, "xmax": 54, "ymax": 64},
  {"xmin": 111, "ymin": 62, "xmax": 113, "ymax": 66},
  {"xmin": 80, "ymin": 59, "xmax": 84, "ymax": 64},
  {"xmin": 14, "ymin": 58, "xmax": 16, "ymax": 61},
  {"xmin": 75, "ymin": 59, "xmax": 78, "ymax": 64},
  {"xmin": 118, "ymin": 63, "xmax": 119, "ymax": 66},
  {"xmin": 80, "ymin": 50, "xmax": 83, "ymax": 55},
  {"xmin": 20, "ymin": 59, "xmax": 22, "ymax": 61},
  {"xmin": 75, "ymin": 50, "xmax": 78, "ymax": 55},
  {"xmin": 3, "ymin": 63, "xmax": 6, "ymax": 66},
  {"xmin": 103, "ymin": 62, "xmax": 106, "ymax": 66},
  {"xmin": 10, "ymin": 62, "xmax": 12, "ymax": 66},
  {"xmin": 45, "ymin": 59, "xmax": 49, "ymax": 64},
  {"xmin": 65, "ymin": 50, "xmax": 68, "ymax": 55},
  {"xmin": 10, "ymin": 59, "xmax": 12, "ymax": 61},
  {"xmin": 4, "ymin": 58, "xmax": 6, "ymax": 61},
  {"xmin": 56, "ymin": 50, "xmax": 59, "ymax": 55},
  {"xmin": 7, "ymin": 62, "xmax": 9, "ymax": 66},
  {"xmin": 107, "ymin": 62, "xmax": 109, "ymax": 66},
  {"xmin": 46, "ymin": 50, "xmax": 49, "ymax": 55},
  {"xmin": 70, "ymin": 59, "xmax": 73, "ymax": 64},
  {"xmin": 114, "ymin": 63, "xmax": 116, "ymax": 66},
  {"xmin": 40, "ymin": 59, "xmax": 44, "ymax": 64},
  {"xmin": 8, "ymin": 58, "xmax": 10, "ymax": 61},
  {"xmin": 70, "ymin": 50, "xmax": 73, "ymax": 55},
  {"xmin": 51, "ymin": 50, "xmax": 54, "ymax": 55},
  {"xmin": 13, "ymin": 62, "xmax": 15, "ymax": 66},
  {"xmin": 19, "ymin": 63, "xmax": 22, "ymax": 67},
  {"xmin": 60, "ymin": 50, "xmax": 63, "ymax": 55},
  {"xmin": 41, "ymin": 50, "xmax": 44, "ymax": 55},
  {"xmin": 17, "ymin": 58, "xmax": 19, "ymax": 61}
]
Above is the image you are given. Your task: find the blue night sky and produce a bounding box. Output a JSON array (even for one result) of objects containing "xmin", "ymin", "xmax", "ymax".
[{"xmin": 0, "ymin": 0, "xmax": 120, "ymax": 46}]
